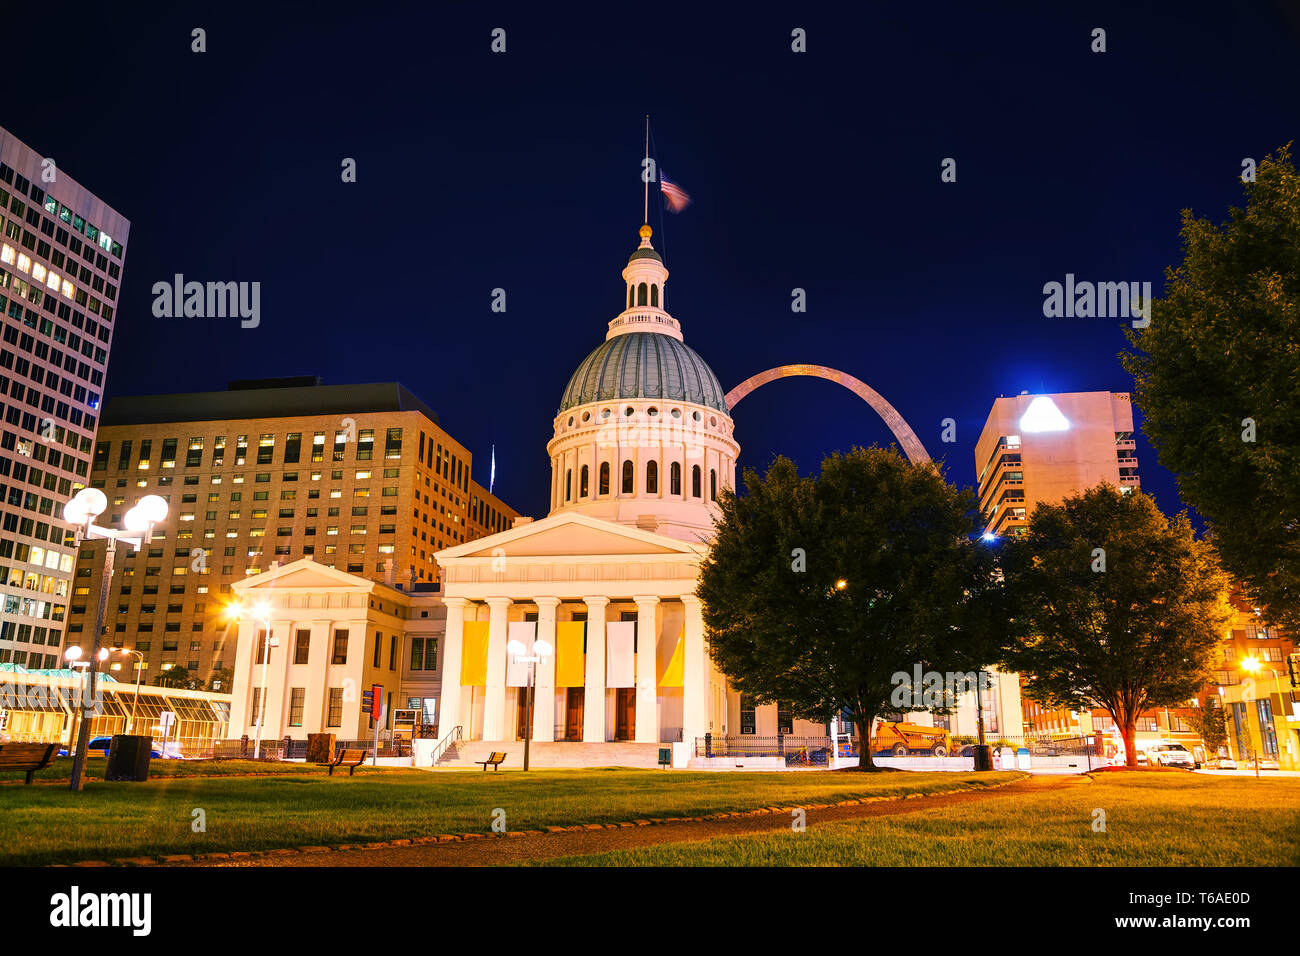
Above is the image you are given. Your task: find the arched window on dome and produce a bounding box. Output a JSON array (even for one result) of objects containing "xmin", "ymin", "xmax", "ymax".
[
  {"xmin": 622, "ymin": 460, "xmax": 634, "ymax": 494},
  {"xmin": 599, "ymin": 461, "xmax": 610, "ymax": 496},
  {"xmin": 670, "ymin": 461, "xmax": 681, "ymax": 496},
  {"xmin": 710, "ymin": 469, "xmax": 717, "ymax": 501},
  {"xmin": 580, "ymin": 464, "xmax": 589, "ymax": 498},
  {"xmin": 627, "ymin": 285, "xmax": 634, "ymax": 309},
  {"xmin": 566, "ymin": 468, "xmax": 572, "ymax": 502},
  {"xmin": 650, "ymin": 284, "xmax": 659, "ymax": 307},
  {"xmin": 637, "ymin": 282, "xmax": 648, "ymax": 306},
  {"xmin": 691, "ymin": 465, "xmax": 701, "ymax": 498},
  {"xmin": 646, "ymin": 460, "xmax": 658, "ymax": 494}
]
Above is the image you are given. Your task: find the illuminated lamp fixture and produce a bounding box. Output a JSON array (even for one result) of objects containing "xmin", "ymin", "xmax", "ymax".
[{"xmin": 1018, "ymin": 396, "xmax": 1070, "ymax": 433}]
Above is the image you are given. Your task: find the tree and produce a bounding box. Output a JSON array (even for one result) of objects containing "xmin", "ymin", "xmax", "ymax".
[
  {"xmin": 154, "ymin": 666, "xmax": 194, "ymax": 689},
  {"xmin": 207, "ymin": 668, "xmax": 234, "ymax": 693},
  {"xmin": 1001, "ymin": 485, "xmax": 1232, "ymax": 768},
  {"xmin": 1186, "ymin": 702, "xmax": 1228, "ymax": 759},
  {"xmin": 1122, "ymin": 145, "xmax": 1300, "ymax": 631},
  {"xmin": 698, "ymin": 446, "xmax": 1003, "ymax": 770}
]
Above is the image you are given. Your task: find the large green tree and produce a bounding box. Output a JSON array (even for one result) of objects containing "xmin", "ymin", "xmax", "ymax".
[
  {"xmin": 698, "ymin": 446, "xmax": 1002, "ymax": 770},
  {"xmin": 1122, "ymin": 145, "xmax": 1300, "ymax": 630},
  {"xmin": 1001, "ymin": 485, "xmax": 1232, "ymax": 767}
]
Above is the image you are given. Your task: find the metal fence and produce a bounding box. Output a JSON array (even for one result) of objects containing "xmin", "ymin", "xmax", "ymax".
[{"xmin": 696, "ymin": 733, "xmax": 1099, "ymax": 763}]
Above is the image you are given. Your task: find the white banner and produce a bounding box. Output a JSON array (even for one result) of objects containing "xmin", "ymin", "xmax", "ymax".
[
  {"xmin": 505, "ymin": 621, "xmax": 537, "ymax": 687},
  {"xmin": 606, "ymin": 621, "xmax": 636, "ymax": 688}
]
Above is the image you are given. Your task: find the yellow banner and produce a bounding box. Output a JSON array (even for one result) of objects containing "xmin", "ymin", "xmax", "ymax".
[
  {"xmin": 460, "ymin": 620, "xmax": 489, "ymax": 686},
  {"xmin": 658, "ymin": 629, "xmax": 684, "ymax": 687},
  {"xmin": 555, "ymin": 621, "xmax": 587, "ymax": 688}
]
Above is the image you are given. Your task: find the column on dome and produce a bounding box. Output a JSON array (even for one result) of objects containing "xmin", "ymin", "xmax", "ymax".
[
  {"xmin": 533, "ymin": 597, "xmax": 560, "ymax": 741},
  {"xmin": 482, "ymin": 597, "xmax": 511, "ymax": 740},
  {"xmin": 634, "ymin": 595, "xmax": 660, "ymax": 742},
  {"xmin": 582, "ymin": 596, "xmax": 609, "ymax": 742}
]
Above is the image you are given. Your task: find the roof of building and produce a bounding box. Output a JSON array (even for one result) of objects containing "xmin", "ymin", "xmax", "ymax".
[
  {"xmin": 101, "ymin": 380, "xmax": 440, "ymax": 427},
  {"xmin": 558, "ymin": 331, "xmax": 728, "ymax": 414}
]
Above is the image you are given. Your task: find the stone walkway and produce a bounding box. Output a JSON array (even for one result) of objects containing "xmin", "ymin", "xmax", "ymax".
[{"xmin": 176, "ymin": 774, "xmax": 1081, "ymax": 867}]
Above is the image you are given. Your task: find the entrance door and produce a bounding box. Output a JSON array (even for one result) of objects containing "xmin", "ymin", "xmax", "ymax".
[
  {"xmin": 565, "ymin": 688, "xmax": 584, "ymax": 740},
  {"xmin": 615, "ymin": 688, "xmax": 636, "ymax": 741},
  {"xmin": 516, "ymin": 691, "xmax": 530, "ymax": 740}
]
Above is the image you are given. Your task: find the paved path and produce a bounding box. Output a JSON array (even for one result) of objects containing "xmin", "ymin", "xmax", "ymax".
[{"xmin": 182, "ymin": 775, "xmax": 1082, "ymax": 867}]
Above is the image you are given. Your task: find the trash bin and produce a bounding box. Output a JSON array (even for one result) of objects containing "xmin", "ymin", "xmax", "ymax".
[
  {"xmin": 106, "ymin": 735, "xmax": 153, "ymax": 781},
  {"xmin": 1015, "ymin": 747, "xmax": 1031, "ymax": 771}
]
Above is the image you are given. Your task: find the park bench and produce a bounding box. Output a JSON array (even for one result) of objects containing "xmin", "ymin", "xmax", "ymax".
[
  {"xmin": 0, "ymin": 742, "xmax": 59, "ymax": 784},
  {"xmin": 328, "ymin": 748, "xmax": 369, "ymax": 776},
  {"xmin": 476, "ymin": 751, "xmax": 507, "ymax": 771}
]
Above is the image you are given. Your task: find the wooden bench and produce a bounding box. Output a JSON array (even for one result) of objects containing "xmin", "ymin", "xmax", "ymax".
[
  {"xmin": 328, "ymin": 748, "xmax": 369, "ymax": 776},
  {"xmin": 476, "ymin": 751, "xmax": 507, "ymax": 771},
  {"xmin": 0, "ymin": 742, "xmax": 59, "ymax": 784}
]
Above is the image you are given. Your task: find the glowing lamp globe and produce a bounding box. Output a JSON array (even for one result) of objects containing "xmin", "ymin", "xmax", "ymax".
[
  {"xmin": 136, "ymin": 494, "xmax": 169, "ymax": 524},
  {"xmin": 122, "ymin": 506, "xmax": 149, "ymax": 533},
  {"xmin": 534, "ymin": 640, "xmax": 553, "ymax": 657},
  {"xmin": 63, "ymin": 487, "xmax": 108, "ymax": 525},
  {"xmin": 507, "ymin": 639, "xmax": 526, "ymax": 655},
  {"xmin": 64, "ymin": 645, "xmax": 83, "ymax": 662}
]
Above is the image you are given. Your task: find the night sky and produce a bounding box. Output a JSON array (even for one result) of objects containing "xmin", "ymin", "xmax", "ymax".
[{"xmin": 9, "ymin": 1, "xmax": 1299, "ymax": 521}]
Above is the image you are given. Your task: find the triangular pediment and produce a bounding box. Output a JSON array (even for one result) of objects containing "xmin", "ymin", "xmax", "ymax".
[
  {"xmin": 437, "ymin": 512, "xmax": 706, "ymax": 561},
  {"xmin": 232, "ymin": 558, "xmax": 374, "ymax": 592}
]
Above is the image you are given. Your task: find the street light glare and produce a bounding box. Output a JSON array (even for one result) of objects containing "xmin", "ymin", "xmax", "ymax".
[
  {"xmin": 1241, "ymin": 657, "xmax": 1260, "ymax": 674},
  {"xmin": 136, "ymin": 494, "xmax": 169, "ymax": 523},
  {"xmin": 835, "ymin": 579, "xmax": 848, "ymax": 590},
  {"xmin": 122, "ymin": 506, "xmax": 149, "ymax": 532},
  {"xmin": 507, "ymin": 639, "xmax": 526, "ymax": 655},
  {"xmin": 534, "ymin": 640, "xmax": 553, "ymax": 657},
  {"xmin": 63, "ymin": 645, "xmax": 83, "ymax": 661},
  {"xmin": 63, "ymin": 487, "xmax": 108, "ymax": 525}
]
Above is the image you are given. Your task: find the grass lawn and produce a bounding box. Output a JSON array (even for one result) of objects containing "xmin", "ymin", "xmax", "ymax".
[
  {"xmin": 0, "ymin": 767, "xmax": 1018, "ymax": 866},
  {"xmin": 0, "ymin": 756, "xmax": 352, "ymax": 782},
  {"xmin": 533, "ymin": 774, "xmax": 1300, "ymax": 866}
]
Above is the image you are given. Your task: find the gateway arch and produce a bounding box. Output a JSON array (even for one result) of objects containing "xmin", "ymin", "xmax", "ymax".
[{"xmin": 725, "ymin": 364, "xmax": 931, "ymax": 464}]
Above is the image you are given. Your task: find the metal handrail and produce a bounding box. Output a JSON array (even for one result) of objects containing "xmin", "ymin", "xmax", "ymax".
[{"xmin": 429, "ymin": 725, "xmax": 462, "ymax": 765}]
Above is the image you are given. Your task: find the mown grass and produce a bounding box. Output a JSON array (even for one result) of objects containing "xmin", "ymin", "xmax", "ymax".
[
  {"xmin": 0, "ymin": 756, "xmax": 362, "ymax": 782},
  {"xmin": 533, "ymin": 774, "xmax": 1300, "ymax": 867},
  {"xmin": 0, "ymin": 767, "xmax": 1019, "ymax": 866}
]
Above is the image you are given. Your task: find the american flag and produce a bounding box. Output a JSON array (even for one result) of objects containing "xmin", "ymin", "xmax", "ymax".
[{"xmin": 660, "ymin": 170, "xmax": 691, "ymax": 212}]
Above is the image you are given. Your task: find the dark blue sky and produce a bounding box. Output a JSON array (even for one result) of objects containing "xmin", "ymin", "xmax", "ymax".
[{"xmin": 11, "ymin": 1, "xmax": 1299, "ymax": 520}]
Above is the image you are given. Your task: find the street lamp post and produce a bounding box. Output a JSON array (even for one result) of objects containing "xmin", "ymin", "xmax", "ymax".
[
  {"xmin": 507, "ymin": 638, "xmax": 552, "ymax": 771},
  {"xmin": 62, "ymin": 649, "xmax": 89, "ymax": 755},
  {"xmin": 62, "ymin": 489, "xmax": 167, "ymax": 793},
  {"xmin": 108, "ymin": 648, "xmax": 147, "ymax": 733},
  {"xmin": 1241, "ymin": 657, "xmax": 1281, "ymax": 777}
]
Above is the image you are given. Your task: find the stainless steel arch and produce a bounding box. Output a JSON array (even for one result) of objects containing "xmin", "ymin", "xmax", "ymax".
[{"xmin": 725, "ymin": 364, "xmax": 931, "ymax": 463}]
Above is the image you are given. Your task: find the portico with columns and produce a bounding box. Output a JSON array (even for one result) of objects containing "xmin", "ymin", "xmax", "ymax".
[{"xmin": 434, "ymin": 513, "xmax": 717, "ymax": 747}]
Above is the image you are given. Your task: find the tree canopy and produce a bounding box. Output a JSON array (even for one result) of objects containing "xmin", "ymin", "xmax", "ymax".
[
  {"xmin": 1122, "ymin": 145, "xmax": 1300, "ymax": 630},
  {"xmin": 1000, "ymin": 485, "xmax": 1232, "ymax": 766},
  {"xmin": 698, "ymin": 446, "xmax": 1002, "ymax": 769}
]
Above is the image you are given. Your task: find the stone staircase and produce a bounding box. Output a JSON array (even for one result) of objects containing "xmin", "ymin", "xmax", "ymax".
[{"xmin": 437, "ymin": 739, "xmax": 668, "ymax": 769}]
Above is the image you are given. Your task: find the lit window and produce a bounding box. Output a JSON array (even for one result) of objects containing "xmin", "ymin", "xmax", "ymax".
[
  {"xmin": 16, "ymin": 253, "xmax": 31, "ymax": 273},
  {"xmin": 31, "ymin": 263, "xmax": 46, "ymax": 282},
  {"xmin": 61, "ymin": 279, "xmax": 73, "ymax": 298},
  {"xmin": 0, "ymin": 244, "xmax": 13, "ymax": 264}
]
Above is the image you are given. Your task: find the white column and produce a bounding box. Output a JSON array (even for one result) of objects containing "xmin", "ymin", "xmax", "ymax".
[
  {"xmin": 681, "ymin": 595, "xmax": 707, "ymax": 746},
  {"xmin": 438, "ymin": 597, "xmax": 468, "ymax": 738},
  {"xmin": 482, "ymin": 597, "xmax": 511, "ymax": 740},
  {"xmin": 533, "ymin": 597, "xmax": 559, "ymax": 742},
  {"xmin": 634, "ymin": 595, "xmax": 660, "ymax": 743},
  {"xmin": 583, "ymin": 596, "xmax": 609, "ymax": 742}
]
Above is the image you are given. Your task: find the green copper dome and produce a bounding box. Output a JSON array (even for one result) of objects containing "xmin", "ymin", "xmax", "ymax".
[{"xmin": 559, "ymin": 332, "xmax": 728, "ymax": 414}]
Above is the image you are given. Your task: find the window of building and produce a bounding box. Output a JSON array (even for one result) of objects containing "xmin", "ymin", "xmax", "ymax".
[
  {"xmin": 645, "ymin": 460, "xmax": 657, "ymax": 494},
  {"xmin": 326, "ymin": 687, "xmax": 343, "ymax": 727},
  {"xmin": 691, "ymin": 465, "xmax": 701, "ymax": 498},
  {"xmin": 580, "ymin": 465, "xmax": 589, "ymax": 498},
  {"xmin": 288, "ymin": 688, "xmax": 305, "ymax": 727},
  {"xmin": 740, "ymin": 694, "xmax": 757, "ymax": 735},
  {"xmin": 670, "ymin": 461, "xmax": 681, "ymax": 495},
  {"xmin": 599, "ymin": 461, "xmax": 610, "ymax": 496},
  {"xmin": 331, "ymin": 629, "xmax": 348, "ymax": 665},
  {"xmin": 621, "ymin": 460, "xmax": 633, "ymax": 494},
  {"xmin": 294, "ymin": 628, "xmax": 310, "ymax": 665}
]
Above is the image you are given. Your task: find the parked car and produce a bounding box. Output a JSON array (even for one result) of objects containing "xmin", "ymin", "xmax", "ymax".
[
  {"xmin": 1246, "ymin": 757, "xmax": 1281, "ymax": 771},
  {"xmin": 1147, "ymin": 742, "xmax": 1195, "ymax": 768},
  {"xmin": 58, "ymin": 736, "xmax": 183, "ymax": 759},
  {"xmin": 1207, "ymin": 755, "xmax": 1237, "ymax": 770},
  {"xmin": 1134, "ymin": 749, "xmax": 1147, "ymax": 765}
]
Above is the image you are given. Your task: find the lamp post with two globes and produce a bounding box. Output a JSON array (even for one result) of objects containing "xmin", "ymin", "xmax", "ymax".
[
  {"xmin": 507, "ymin": 637, "xmax": 552, "ymax": 771},
  {"xmin": 61, "ymin": 488, "xmax": 168, "ymax": 792}
]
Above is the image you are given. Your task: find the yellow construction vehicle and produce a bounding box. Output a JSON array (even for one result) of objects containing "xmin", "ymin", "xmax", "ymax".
[{"xmin": 871, "ymin": 720, "xmax": 951, "ymax": 756}]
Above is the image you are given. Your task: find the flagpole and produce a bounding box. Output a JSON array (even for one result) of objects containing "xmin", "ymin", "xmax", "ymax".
[{"xmin": 643, "ymin": 114, "xmax": 650, "ymax": 225}]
